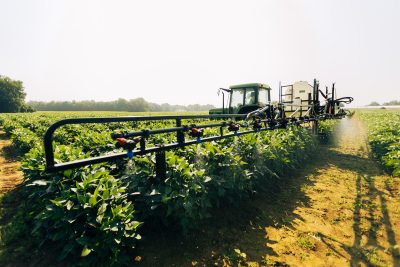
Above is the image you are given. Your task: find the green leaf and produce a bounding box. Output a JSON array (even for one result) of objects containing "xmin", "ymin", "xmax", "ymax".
[
  {"xmin": 89, "ymin": 187, "xmax": 100, "ymax": 207},
  {"xmin": 63, "ymin": 169, "xmax": 72, "ymax": 178},
  {"xmin": 102, "ymin": 188, "xmax": 110, "ymax": 200},
  {"xmin": 98, "ymin": 203, "xmax": 108, "ymax": 214},
  {"xmin": 96, "ymin": 214, "xmax": 104, "ymax": 224},
  {"xmin": 149, "ymin": 189, "xmax": 160, "ymax": 196},
  {"xmin": 27, "ymin": 180, "xmax": 48, "ymax": 186},
  {"xmin": 81, "ymin": 246, "xmax": 92, "ymax": 257},
  {"xmin": 65, "ymin": 200, "xmax": 74, "ymax": 210},
  {"xmin": 132, "ymin": 221, "xmax": 142, "ymax": 228},
  {"xmin": 50, "ymin": 199, "xmax": 65, "ymax": 207}
]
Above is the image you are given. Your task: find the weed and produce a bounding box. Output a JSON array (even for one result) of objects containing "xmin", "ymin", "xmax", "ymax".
[
  {"xmin": 297, "ymin": 233, "xmax": 316, "ymax": 251},
  {"xmin": 358, "ymin": 247, "xmax": 388, "ymax": 267},
  {"xmin": 221, "ymin": 248, "xmax": 247, "ymax": 266},
  {"xmin": 299, "ymin": 252, "xmax": 310, "ymax": 261}
]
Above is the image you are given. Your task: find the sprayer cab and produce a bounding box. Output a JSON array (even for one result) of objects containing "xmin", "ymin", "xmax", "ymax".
[{"xmin": 209, "ymin": 83, "xmax": 271, "ymax": 115}]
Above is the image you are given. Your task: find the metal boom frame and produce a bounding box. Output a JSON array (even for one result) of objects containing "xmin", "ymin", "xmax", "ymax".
[{"xmin": 43, "ymin": 114, "xmax": 319, "ymax": 176}]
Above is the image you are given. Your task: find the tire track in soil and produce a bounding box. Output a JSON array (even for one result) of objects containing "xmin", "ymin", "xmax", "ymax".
[
  {"xmin": 0, "ymin": 128, "xmax": 23, "ymax": 194},
  {"xmin": 136, "ymin": 117, "xmax": 400, "ymax": 267}
]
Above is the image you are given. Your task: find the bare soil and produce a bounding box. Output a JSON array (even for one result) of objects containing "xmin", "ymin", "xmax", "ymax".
[
  {"xmin": 0, "ymin": 129, "xmax": 22, "ymax": 194},
  {"xmin": 135, "ymin": 117, "xmax": 400, "ymax": 267}
]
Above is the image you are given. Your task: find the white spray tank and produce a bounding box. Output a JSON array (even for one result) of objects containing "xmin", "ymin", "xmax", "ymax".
[{"xmin": 284, "ymin": 81, "xmax": 313, "ymax": 112}]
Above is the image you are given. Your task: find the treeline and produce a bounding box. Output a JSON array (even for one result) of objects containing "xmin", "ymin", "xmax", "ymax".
[
  {"xmin": 368, "ymin": 100, "xmax": 400, "ymax": 106},
  {"xmin": 28, "ymin": 98, "xmax": 215, "ymax": 112}
]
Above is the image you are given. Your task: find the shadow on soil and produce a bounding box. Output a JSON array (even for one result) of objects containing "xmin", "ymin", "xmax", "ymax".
[
  {"xmin": 0, "ymin": 132, "xmax": 20, "ymax": 161},
  {"xmin": 327, "ymin": 150, "xmax": 400, "ymax": 267}
]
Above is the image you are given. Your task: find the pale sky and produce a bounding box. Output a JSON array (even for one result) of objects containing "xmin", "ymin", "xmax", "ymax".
[{"xmin": 0, "ymin": 0, "xmax": 399, "ymax": 107}]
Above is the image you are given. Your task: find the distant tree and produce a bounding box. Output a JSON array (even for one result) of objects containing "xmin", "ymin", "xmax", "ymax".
[
  {"xmin": 383, "ymin": 100, "xmax": 400, "ymax": 106},
  {"xmin": 0, "ymin": 75, "xmax": 33, "ymax": 113},
  {"xmin": 368, "ymin": 101, "xmax": 380, "ymax": 106},
  {"xmin": 128, "ymin": 98, "xmax": 150, "ymax": 112}
]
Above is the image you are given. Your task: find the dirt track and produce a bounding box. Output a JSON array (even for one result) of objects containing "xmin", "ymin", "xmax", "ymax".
[{"xmin": 0, "ymin": 129, "xmax": 22, "ymax": 194}]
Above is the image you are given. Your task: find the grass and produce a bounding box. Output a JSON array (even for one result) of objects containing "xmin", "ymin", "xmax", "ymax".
[
  {"xmin": 221, "ymin": 248, "xmax": 247, "ymax": 266},
  {"xmin": 297, "ymin": 233, "xmax": 316, "ymax": 251},
  {"xmin": 357, "ymin": 247, "xmax": 388, "ymax": 267}
]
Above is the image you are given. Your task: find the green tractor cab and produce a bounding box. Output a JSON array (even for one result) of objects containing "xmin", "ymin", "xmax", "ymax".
[{"xmin": 209, "ymin": 83, "xmax": 271, "ymax": 115}]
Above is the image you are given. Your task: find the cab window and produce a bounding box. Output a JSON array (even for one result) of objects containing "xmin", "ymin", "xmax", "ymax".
[
  {"xmin": 230, "ymin": 89, "xmax": 244, "ymax": 108},
  {"xmin": 258, "ymin": 89, "xmax": 269, "ymax": 104},
  {"xmin": 245, "ymin": 88, "xmax": 256, "ymax": 105}
]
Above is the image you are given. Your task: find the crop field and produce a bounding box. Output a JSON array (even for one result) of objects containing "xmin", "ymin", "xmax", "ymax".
[
  {"xmin": 359, "ymin": 110, "xmax": 400, "ymax": 176},
  {"xmin": 0, "ymin": 110, "xmax": 399, "ymax": 266}
]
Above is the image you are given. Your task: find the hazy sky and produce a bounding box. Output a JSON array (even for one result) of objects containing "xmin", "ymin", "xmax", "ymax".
[{"xmin": 0, "ymin": 0, "xmax": 399, "ymax": 106}]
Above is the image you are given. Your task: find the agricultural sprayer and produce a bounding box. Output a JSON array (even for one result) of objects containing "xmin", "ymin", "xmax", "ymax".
[{"xmin": 43, "ymin": 79, "xmax": 353, "ymax": 178}]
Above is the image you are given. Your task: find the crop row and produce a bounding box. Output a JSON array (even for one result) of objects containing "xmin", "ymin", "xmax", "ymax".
[
  {"xmin": 359, "ymin": 109, "xmax": 400, "ymax": 176},
  {"xmin": 0, "ymin": 112, "xmax": 336, "ymax": 266}
]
